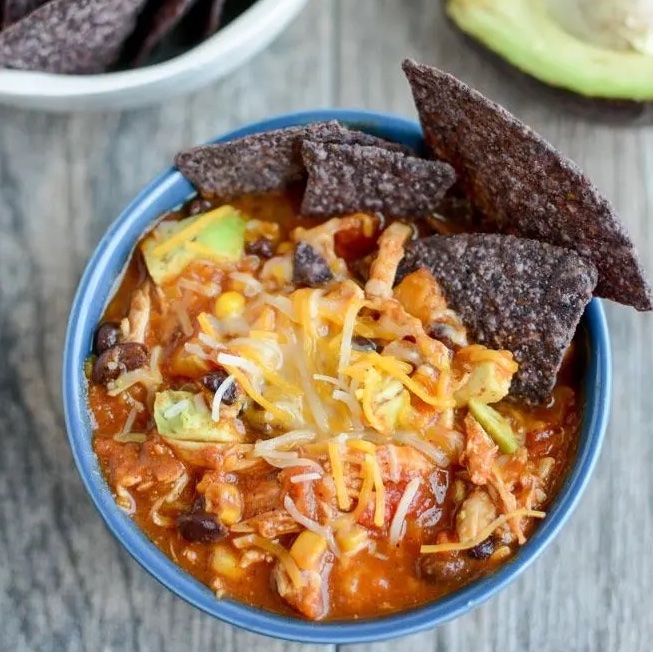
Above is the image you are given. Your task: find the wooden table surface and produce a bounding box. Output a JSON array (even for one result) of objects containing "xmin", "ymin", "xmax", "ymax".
[{"xmin": 1, "ymin": 1, "xmax": 652, "ymax": 651}]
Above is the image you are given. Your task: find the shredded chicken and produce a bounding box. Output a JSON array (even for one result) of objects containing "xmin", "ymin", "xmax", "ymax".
[
  {"xmin": 375, "ymin": 445, "xmax": 432, "ymax": 482},
  {"xmin": 365, "ymin": 222, "xmax": 412, "ymax": 299},
  {"xmin": 456, "ymin": 488, "xmax": 498, "ymax": 542},
  {"xmin": 279, "ymin": 467, "xmax": 338, "ymax": 523},
  {"xmin": 242, "ymin": 478, "xmax": 282, "ymax": 518},
  {"xmin": 461, "ymin": 414, "xmax": 498, "ymax": 485},
  {"xmin": 293, "ymin": 214, "xmax": 375, "ymax": 278},
  {"xmin": 273, "ymin": 562, "xmax": 329, "ymax": 620},
  {"xmin": 231, "ymin": 509, "xmax": 301, "ymax": 538},
  {"xmin": 94, "ymin": 437, "xmax": 185, "ymax": 489},
  {"xmin": 122, "ymin": 281, "xmax": 152, "ymax": 344}
]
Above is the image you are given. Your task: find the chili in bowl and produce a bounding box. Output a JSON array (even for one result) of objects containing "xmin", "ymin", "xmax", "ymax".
[{"xmin": 61, "ymin": 60, "xmax": 633, "ymax": 643}]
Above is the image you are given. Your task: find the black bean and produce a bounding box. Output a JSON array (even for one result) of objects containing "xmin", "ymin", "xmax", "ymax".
[
  {"xmin": 245, "ymin": 237, "xmax": 274, "ymax": 259},
  {"xmin": 187, "ymin": 197, "xmax": 213, "ymax": 216},
  {"xmin": 468, "ymin": 537, "xmax": 495, "ymax": 560},
  {"xmin": 190, "ymin": 495, "xmax": 205, "ymax": 513},
  {"xmin": 93, "ymin": 322, "xmax": 121, "ymax": 355},
  {"xmin": 201, "ymin": 370, "xmax": 239, "ymax": 405},
  {"xmin": 92, "ymin": 342, "xmax": 149, "ymax": 385},
  {"xmin": 428, "ymin": 323, "xmax": 457, "ymax": 351},
  {"xmin": 176, "ymin": 512, "xmax": 227, "ymax": 543},
  {"xmin": 417, "ymin": 554, "xmax": 477, "ymax": 583},
  {"xmin": 292, "ymin": 242, "xmax": 334, "ymax": 287},
  {"xmin": 351, "ymin": 335, "xmax": 380, "ymax": 353}
]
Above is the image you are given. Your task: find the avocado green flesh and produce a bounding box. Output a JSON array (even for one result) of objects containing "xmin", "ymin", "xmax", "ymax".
[
  {"xmin": 141, "ymin": 206, "xmax": 245, "ymax": 285},
  {"xmin": 453, "ymin": 361, "xmax": 511, "ymax": 407},
  {"xmin": 468, "ymin": 399, "xmax": 518, "ymax": 455},
  {"xmin": 154, "ymin": 390, "xmax": 242, "ymax": 443},
  {"xmin": 447, "ymin": 0, "xmax": 653, "ymax": 100}
]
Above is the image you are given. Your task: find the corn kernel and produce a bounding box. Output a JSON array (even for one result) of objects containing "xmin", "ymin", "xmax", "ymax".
[
  {"xmin": 216, "ymin": 483, "xmax": 243, "ymax": 526},
  {"xmin": 211, "ymin": 544, "xmax": 244, "ymax": 580},
  {"xmin": 490, "ymin": 545, "xmax": 512, "ymax": 562},
  {"xmin": 214, "ymin": 291, "xmax": 245, "ymax": 319},
  {"xmin": 335, "ymin": 524, "xmax": 369, "ymax": 556},
  {"xmin": 290, "ymin": 530, "xmax": 328, "ymax": 571},
  {"xmin": 452, "ymin": 479, "xmax": 467, "ymax": 504}
]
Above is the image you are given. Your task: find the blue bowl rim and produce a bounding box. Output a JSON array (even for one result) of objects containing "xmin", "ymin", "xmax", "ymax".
[{"xmin": 62, "ymin": 108, "xmax": 612, "ymax": 645}]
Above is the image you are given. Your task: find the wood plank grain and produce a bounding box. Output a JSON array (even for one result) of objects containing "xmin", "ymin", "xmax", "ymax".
[
  {"xmin": 2, "ymin": 0, "xmax": 653, "ymax": 650},
  {"xmin": 0, "ymin": 1, "xmax": 336, "ymax": 651},
  {"xmin": 336, "ymin": 2, "xmax": 653, "ymax": 652}
]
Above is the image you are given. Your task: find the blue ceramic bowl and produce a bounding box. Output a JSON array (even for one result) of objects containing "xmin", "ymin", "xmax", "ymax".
[{"xmin": 62, "ymin": 109, "xmax": 612, "ymax": 644}]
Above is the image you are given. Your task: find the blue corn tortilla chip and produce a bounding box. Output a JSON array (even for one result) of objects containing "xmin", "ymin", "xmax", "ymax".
[
  {"xmin": 203, "ymin": 0, "xmax": 225, "ymax": 36},
  {"xmin": 0, "ymin": 0, "xmax": 148, "ymax": 74},
  {"xmin": 2, "ymin": 1, "xmax": 48, "ymax": 28},
  {"xmin": 301, "ymin": 140, "xmax": 455, "ymax": 219},
  {"xmin": 397, "ymin": 233, "xmax": 598, "ymax": 403},
  {"xmin": 175, "ymin": 121, "xmax": 413, "ymax": 199},
  {"xmin": 403, "ymin": 58, "xmax": 653, "ymax": 311},
  {"xmin": 129, "ymin": 0, "xmax": 200, "ymax": 66}
]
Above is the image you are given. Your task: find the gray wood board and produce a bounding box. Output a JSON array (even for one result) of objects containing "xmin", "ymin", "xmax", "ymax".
[{"xmin": 0, "ymin": 1, "xmax": 651, "ymax": 651}]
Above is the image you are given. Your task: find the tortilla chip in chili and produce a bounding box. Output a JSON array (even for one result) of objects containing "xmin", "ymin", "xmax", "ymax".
[
  {"xmin": 301, "ymin": 140, "xmax": 455, "ymax": 218},
  {"xmin": 0, "ymin": 0, "xmax": 148, "ymax": 74},
  {"xmin": 397, "ymin": 233, "xmax": 598, "ymax": 403},
  {"xmin": 2, "ymin": 0, "xmax": 48, "ymax": 28},
  {"xmin": 402, "ymin": 58, "xmax": 652, "ymax": 311},
  {"xmin": 175, "ymin": 121, "xmax": 413, "ymax": 199}
]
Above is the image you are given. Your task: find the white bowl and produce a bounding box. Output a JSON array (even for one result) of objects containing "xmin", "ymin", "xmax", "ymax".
[{"xmin": 0, "ymin": 0, "xmax": 309, "ymax": 112}]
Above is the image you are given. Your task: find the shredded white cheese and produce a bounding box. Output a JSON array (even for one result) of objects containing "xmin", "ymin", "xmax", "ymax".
[
  {"xmin": 217, "ymin": 352, "xmax": 260, "ymax": 377},
  {"xmin": 211, "ymin": 375, "xmax": 235, "ymax": 422},
  {"xmin": 290, "ymin": 472, "xmax": 322, "ymax": 484},
  {"xmin": 163, "ymin": 399, "xmax": 190, "ymax": 420},
  {"xmin": 389, "ymin": 477, "xmax": 421, "ymax": 546},
  {"xmin": 283, "ymin": 495, "xmax": 339, "ymax": 556}
]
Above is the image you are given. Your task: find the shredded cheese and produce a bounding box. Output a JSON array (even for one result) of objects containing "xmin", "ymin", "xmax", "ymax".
[
  {"xmin": 254, "ymin": 430, "xmax": 317, "ymax": 453},
  {"xmin": 283, "ymin": 495, "xmax": 339, "ymax": 556},
  {"xmin": 216, "ymin": 353, "xmax": 260, "ymax": 377},
  {"xmin": 151, "ymin": 207, "xmax": 231, "ymax": 257},
  {"xmin": 362, "ymin": 352, "xmax": 455, "ymax": 409},
  {"xmin": 328, "ymin": 440, "xmax": 351, "ymax": 511},
  {"xmin": 420, "ymin": 509, "xmax": 546, "ymax": 554},
  {"xmin": 115, "ymin": 485, "xmax": 136, "ymax": 514},
  {"xmin": 224, "ymin": 366, "xmax": 292, "ymax": 424},
  {"xmin": 211, "ymin": 375, "xmax": 235, "ymax": 422},
  {"xmin": 163, "ymin": 399, "xmax": 190, "ymax": 419},
  {"xmin": 198, "ymin": 332, "xmax": 222, "ymax": 350},
  {"xmin": 171, "ymin": 300, "xmax": 193, "ymax": 337},
  {"xmin": 348, "ymin": 439, "xmax": 376, "ymax": 455},
  {"xmin": 250, "ymin": 330, "xmax": 279, "ymax": 341},
  {"xmin": 389, "ymin": 477, "xmax": 421, "ymax": 546},
  {"xmin": 369, "ymin": 453, "xmax": 385, "ymax": 527},
  {"xmin": 197, "ymin": 312, "xmax": 219, "ymax": 338},
  {"xmin": 332, "ymin": 389, "xmax": 364, "ymax": 429},
  {"xmin": 120, "ymin": 407, "xmax": 138, "ymax": 436},
  {"xmin": 393, "ymin": 432, "xmax": 449, "ymax": 468},
  {"xmin": 232, "ymin": 534, "xmax": 304, "ymax": 588},
  {"xmin": 290, "ymin": 472, "xmax": 322, "ymax": 484},
  {"xmin": 177, "ymin": 277, "xmax": 219, "ymax": 297},
  {"xmin": 338, "ymin": 298, "xmax": 365, "ymax": 378}
]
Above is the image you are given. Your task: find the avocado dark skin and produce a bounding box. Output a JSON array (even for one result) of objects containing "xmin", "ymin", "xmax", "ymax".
[{"xmin": 443, "ymin": 1, "xmax": 653, "ymax": 125}]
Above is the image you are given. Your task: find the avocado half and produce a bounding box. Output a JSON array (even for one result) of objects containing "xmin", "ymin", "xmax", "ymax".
[{"xmin": 447, "ymin": 0, "xmax": 653, "ymax": 121}]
